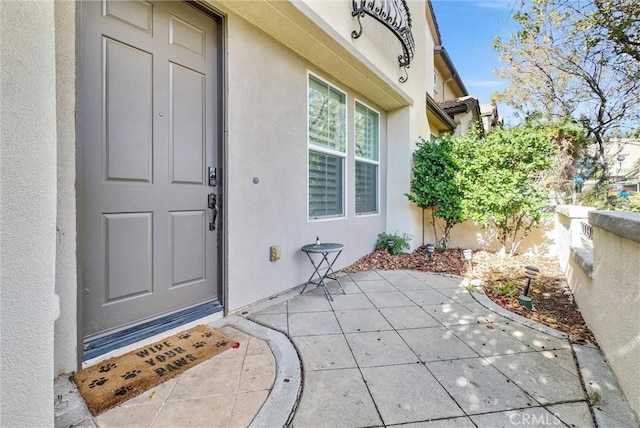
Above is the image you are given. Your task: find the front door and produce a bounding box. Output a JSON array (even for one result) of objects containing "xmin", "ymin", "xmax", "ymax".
[{"xmin": 79, "ymin": 0, "xmax": 221, "ymax": 338}]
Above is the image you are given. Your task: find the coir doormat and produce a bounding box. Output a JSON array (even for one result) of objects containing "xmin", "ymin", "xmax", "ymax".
[{"xmin": 73, "ymin": 324, "xmax": 234, "ymax": 415}]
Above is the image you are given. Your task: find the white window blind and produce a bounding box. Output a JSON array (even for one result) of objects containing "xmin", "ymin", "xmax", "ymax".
[
  {"xmin": 308, "ymin": 76, "xmax": 346, "ymax": 218},
  {"xmin": 355, "ymin": 102, "xmax": 379, "ymax": 214}
]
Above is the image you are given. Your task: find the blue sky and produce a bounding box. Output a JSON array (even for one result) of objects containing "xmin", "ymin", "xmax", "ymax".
[{"xmin": 430, "ymin": 0, "xmax": 520, "ymax": 124}]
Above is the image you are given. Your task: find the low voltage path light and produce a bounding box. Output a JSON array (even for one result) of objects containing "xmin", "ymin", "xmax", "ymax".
[
  {"xmin": 426, "ymin": 243, "xmax": 435, "ymax": 261},
  {"xmin": 517, "ymin": 265, "xmax": 539, "ymax": 310},
  {"xmin": 387, "ymin": 238, "xmax": 395, "ymax": 254},
  {"xmin": 462, "ymin": 249, "xmax": 473, "ymax": 273}
]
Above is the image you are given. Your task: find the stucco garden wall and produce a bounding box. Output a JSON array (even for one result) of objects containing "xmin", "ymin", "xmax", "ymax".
[
  {"xmin": 587, "ymin": 211, "xmax": 640, "ymax": 417},
  {"xmin": 415, "ymin": 208, "xmax": 557, "ymax": 256},
  {"xmin": 0, "ymin": 1, "xmax": 58, "ymax": 425},
  {"xmin": 556, "ymin": 207, "xmax": 640, "ymax": 418}
]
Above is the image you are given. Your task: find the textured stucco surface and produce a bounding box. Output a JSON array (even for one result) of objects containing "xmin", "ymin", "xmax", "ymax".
[
  {"xmin": 557, "ymin": 208, "xmax": 639, "ymax": 418},
  {"xmin": 53, "ymin": 0, "xmax": 78, "ymax": 376},
  {"xmin": 223, "ymin": 14, "xmax": 388, "ymax": 311},
  {"xmin": 589, "ymin": 217, "xmax": 640, "ymax": 417},
  {"xmin": 556, "ymin": 205, "xmax": 594, "ymax": 272},
  {"xmin": 0, "ymin": 1, "xmax": 57, "ymax": 425}
]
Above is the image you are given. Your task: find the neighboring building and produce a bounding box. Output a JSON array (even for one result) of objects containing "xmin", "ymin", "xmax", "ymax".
[
  {"xmin": 439, "ymin": 96, "xmax": 483, "ymax": 136},
  {"xmin": 0, "ymin": 0, "xmax": 474, "ymax": 423},
  {"xmin": 480, "ymin": 103, "xmax": 503, "ymax": 133},
  {"xmin": 609, "ymin": 138, "xmax": 640, "ymax": 180}
]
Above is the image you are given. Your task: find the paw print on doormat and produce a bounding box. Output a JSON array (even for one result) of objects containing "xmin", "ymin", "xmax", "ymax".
[
  {"xmin": 193, "ymin": 341, "xmax": 206, "ymax": 349},
  {"xmin": 114, "ymin": 385, "xmax": 132, "ymax": 397},
  {"xmin": 121, "ymin": 370, "xmax": 141, "ymax": 380},
  {"xmin": 201, "ymin": 331, "xmax": 213, "ymax": 338},
  {"xmin": 88, "ymin": 377, "xmax": 108, "ymax": 388},
  {"xmin": 178, "ymin": 333, "xmax": 191, "ymax": 339},
  {"xmin": 214, "ymin": 340, "xmax": 228, "ymax": 347},
  {"xmin": 99, "ymin": 363, "xmax": 117, "ymax": 373}
]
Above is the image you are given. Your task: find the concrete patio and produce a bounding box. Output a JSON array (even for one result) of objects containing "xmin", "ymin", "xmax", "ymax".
[
  {"xmin": 246, "ymin": 269, "xmax": 636, "ymax": 427},
  {"xmin": 55, "ymin": 270, "xmax": 638, "ymax": 427}
]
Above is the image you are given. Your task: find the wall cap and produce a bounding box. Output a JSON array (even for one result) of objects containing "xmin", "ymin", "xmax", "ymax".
[
  {"xmin": 569, "ymin": 246, "xmax": 593, "ymax": 278},
  {"xmin": 556, "ymin": 205, "xmax": 595, "ymax": 219},
  {"xmin": 589, "ymin": 210, "xmax": 640, "ymax": 244}
]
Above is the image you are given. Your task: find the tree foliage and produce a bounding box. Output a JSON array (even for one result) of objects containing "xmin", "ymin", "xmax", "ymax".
[
  {"xmin": 459, "ymin": 126, "xmax": 559, "ymax": 257},
  {"xmin": 406, "ymin": 135, "xmax": 465, "ymax": 249},
  {"xmin": 590, "ymin": 0, "xmax": 640, "ymax": 62},
  {"xmin": 407, "ymin": 125, "xmax": 566, "ymax": 257},
  {"xmin": 493, "ymin": 0, "xmax": 640, "ymax": 184}
]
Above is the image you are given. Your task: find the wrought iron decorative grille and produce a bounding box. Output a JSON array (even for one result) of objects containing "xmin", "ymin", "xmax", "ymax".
[{"xmin": 351, "ymin": 0, "xmax": 415, "ymax": 83}]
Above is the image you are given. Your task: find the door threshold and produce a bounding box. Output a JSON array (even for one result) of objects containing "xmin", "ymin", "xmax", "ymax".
[{"xmin": 83, "ymin": 301, "xmax": 223, "ymax": 361}]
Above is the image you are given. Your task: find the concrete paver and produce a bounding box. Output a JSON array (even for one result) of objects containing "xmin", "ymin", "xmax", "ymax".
[
  {"xmin": 245, "ymin": 269, "xmax": 637, "ymax": 427},
  {"xmin": 291, "ymin": 369, "xmax": 382, "ymax": 427},
  {"xmin": 361, "ymin": 364, "xmax": 464, "ymax": 424},
  {"xmin": 56, "ymin": 270, "xmax": 638, "ymax": 427}
]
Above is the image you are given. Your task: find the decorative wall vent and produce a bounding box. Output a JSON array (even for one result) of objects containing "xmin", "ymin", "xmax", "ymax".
[{"xmin": 351, "ymin": 0, "xmax": 415, "ymax": 83}]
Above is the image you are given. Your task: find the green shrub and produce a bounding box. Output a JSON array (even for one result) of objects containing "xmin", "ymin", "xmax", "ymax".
[
  {"xmin": 488, "ymin": 281, "xmax": 521, "ymax": 297},
  {"xmin": 375, "ymin": 232, "xmax": 412, "ymax": 255}
]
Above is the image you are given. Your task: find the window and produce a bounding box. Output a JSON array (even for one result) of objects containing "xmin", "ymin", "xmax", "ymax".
[
  {"xmin": 355, "ymin": 101, "xmax": 379, "ymax": 214},
  {"xmin": 433, "ymin": 71, "xmax": 438, "ymax": 94},
  {"xmin": 308, "ymin": 75, "xmax": 346, "ymax": 219}
]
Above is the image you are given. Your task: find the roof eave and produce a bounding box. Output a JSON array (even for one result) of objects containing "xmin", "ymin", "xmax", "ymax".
[{"xmin": 426, "ymin": 93, "xmax": 456, "ymax": 131}]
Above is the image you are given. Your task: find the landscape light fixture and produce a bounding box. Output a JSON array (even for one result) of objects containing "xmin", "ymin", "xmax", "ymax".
[
  {"xmin": 387, "ymin": 238, "xmax": 395, "ymax": 254},
  {"xmin": 517, "ymin": 265, "xmax": 539, "ymax": 310},
  {"xmin": 426, "ymin": 243, "xmax": 435, "ymax": 261},
  {"xmin": 462, "ymin": 249, "xmax": 473, "ymax": 272},
  {"xmin": 617, "ymin": 154, "xmax": 626, "ymax": 175}
]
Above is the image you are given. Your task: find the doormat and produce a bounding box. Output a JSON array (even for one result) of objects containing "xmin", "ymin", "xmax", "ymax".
[{"xmin": 73, "ymin": 324, "xmax": 234, "ymax": 416}]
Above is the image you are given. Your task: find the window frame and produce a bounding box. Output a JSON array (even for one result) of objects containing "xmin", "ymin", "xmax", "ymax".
[
  {"xmin": 354, "ymin": 99, "xmax": 380, "ymax": 216},
  {"xmin": 307, "ymin": 72, "xmax": 348, "ymax": 221}
]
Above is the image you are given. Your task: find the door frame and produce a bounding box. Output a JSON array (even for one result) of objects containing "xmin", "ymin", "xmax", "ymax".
[{"xmin": 75, "ymin": 0, "xmax": 228, "ymax": 369}]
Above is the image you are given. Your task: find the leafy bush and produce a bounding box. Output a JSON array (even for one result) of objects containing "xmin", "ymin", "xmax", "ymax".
[
  {"xmin": 375, "ymin": 232, "xmax": 412, "ymax": 255},
  {"xmin": 406, "ymin": 134, "xmax": 466, "ymax": 250}
]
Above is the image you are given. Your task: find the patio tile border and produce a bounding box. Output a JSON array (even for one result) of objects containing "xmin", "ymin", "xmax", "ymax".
[{"xmin": 220, "ymin": 315, "xmax": 301, "ymax": 428}]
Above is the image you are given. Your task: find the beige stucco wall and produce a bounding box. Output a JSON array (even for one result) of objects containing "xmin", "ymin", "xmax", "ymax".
[
  {"xmin": 417, "ymin": 208, "xmax": 557, "ymax": 256},
  {"xmin": 54, "ymin": 0, "xmax": 78, "ymax": 377},
  {"xmin": 555, "ymin": 205, "xmax": 594, "ymax": 272},
  {"xmin": 220, "ymin": 12, "xmax": 389, "ymax": 311},
  {"xmin": 0, "ymin": 1, "xmax": 58, "ymax": 425},
  {"xmin": 289, "ymin": 0, "xmax": 435, "ymax": 248},
  {"xmin": 587, "ymin": 211, "xmax": 640, "ymax": 417}
]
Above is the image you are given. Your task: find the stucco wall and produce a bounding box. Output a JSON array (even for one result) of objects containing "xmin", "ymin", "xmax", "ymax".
[
  {"xmin": 303, "ymin": 0, "xmax": 401, "ymax": 82},
  {"xmin": 54, "ymin": 0, "xmax": 78, "ymax": 376},
  {"xmin": 555, "ymin": 205, "xmax": 594, "ymax": 272},
  {"xmin": 223, "ymin": 15, "xmax": 388, "ymax": 311},
  {"xmin": 0, "ymin": 1, "xmax": 57, "ymax": 425},
  {"xmin": 416, "ymin": 208, "xmax": 557, "ymax": 256},
  {"xmin": 587, "ymin": 211, "xmax": 640, "ymax": 417},
  {"xmin": 300, "ymin": 1, "xmax": 435, "ymax": 250}
]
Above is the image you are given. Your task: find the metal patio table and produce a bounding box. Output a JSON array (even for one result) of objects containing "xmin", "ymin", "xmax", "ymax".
[{"xmin": 300, "ymin": 243, "xmax": 346, "ymax": 301}]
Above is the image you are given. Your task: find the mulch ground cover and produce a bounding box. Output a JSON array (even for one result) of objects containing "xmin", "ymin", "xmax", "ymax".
[{"xmin": 343, "ymin": 246, "xmax": 597, "ymax": 345}]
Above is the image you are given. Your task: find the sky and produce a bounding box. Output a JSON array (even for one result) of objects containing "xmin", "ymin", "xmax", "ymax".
[{"xmin": 430, "ymin": 0, "xmax": 520, "ymax": 125}]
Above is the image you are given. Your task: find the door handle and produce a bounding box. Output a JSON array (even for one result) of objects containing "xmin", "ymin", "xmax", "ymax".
[{"xmin": 208, "ymin": 193, "xmax": 218, "ymax": 231}]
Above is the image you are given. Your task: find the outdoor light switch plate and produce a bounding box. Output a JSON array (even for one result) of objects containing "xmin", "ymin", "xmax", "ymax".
[{"xmin": 270, "ymin": 245, "xmax": 281, "ymax": 261}]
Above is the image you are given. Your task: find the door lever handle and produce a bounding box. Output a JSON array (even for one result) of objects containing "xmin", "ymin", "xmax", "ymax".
[{"xmin": 208, "ymin": 193, "xmax": 218, "ymax": 231}]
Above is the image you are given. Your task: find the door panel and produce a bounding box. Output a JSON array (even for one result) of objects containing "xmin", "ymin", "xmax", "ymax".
[
  {"xmin": 104, "ymin": 38, "xmax": 153, "ymax": 182},
  {"xmin": 80, "ymin": 0, "xmax": 220, "ymax": 338},
  {"xmin": 170, "ymin": 63, "xmax": 205, "ymax": 185},
  {"xmin": 170, "ymin": 210, "xmax": 206, "ymax": 286},
  {"xmin": 104, "ymin": 213, "xmax": 153, "ymax": 302}
]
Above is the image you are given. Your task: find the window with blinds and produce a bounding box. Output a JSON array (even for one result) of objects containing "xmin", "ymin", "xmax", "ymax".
[
  {"xmin": 308, "ymin": 76, "xmax": 346, "ymax": 219},
  {"xmin": 355, "ymin": 101, "xmax": 379, "ymax": 214}
]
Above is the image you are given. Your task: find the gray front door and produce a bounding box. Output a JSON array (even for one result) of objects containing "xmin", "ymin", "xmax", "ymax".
[{"xmin": 79, "ymin": 0, "xmax": 221, "ymax": 338}]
